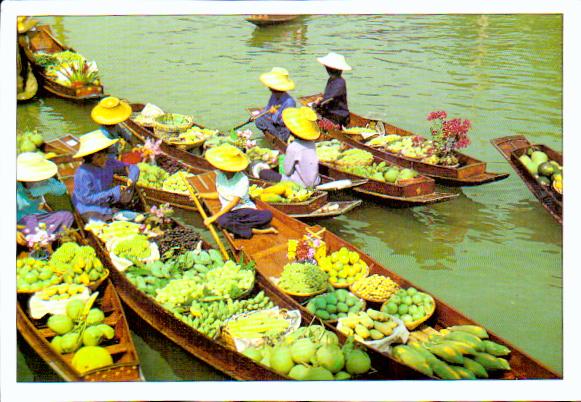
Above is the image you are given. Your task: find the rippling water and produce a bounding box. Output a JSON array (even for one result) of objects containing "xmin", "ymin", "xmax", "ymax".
[{"xmin": 17, "ymin": 14, "xmax": 562, "ymax": 380}]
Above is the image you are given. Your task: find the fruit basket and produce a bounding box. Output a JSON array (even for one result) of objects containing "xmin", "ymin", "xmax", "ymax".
[
  {"xmin": 329, "ymin": 264, "xmax": 369, "ymax": 289},
  {"xmin": 304, "ymin": 290, "xmax": 366, "ymax": 324},
  {"xmin": 152, "ymin": 113, "xmax": 194, "ymax": 137},
  {"xmin": 349, "ymin": 274, "xmax": 400, "ymax": 304},
  {"xmin": 380, "ymin": 289, "xmax": 436, "ymax": 330}
]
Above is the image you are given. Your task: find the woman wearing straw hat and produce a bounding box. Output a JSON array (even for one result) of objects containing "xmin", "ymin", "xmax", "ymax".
[
  {"xmin": 257, "ymin": 107, "xmax": 321, "ymax": 188},
  {"xmin": 91, "ymin": 96, "xmax": 133, "ymax": 143},
  {"xmin": 199, "ymin": 144, "xmax": 277, "ymax": 239},
  {"xmin": 312, "ymin": 52, "xmax": 352, "ymax": 129},
  {"xmin": 17, "ymin": 152, "xmax": 74, "ymax": 244},
  {"xmin": 254, "ymin": 67, "xmax": 297, "ymax": 142},
  {"xmin": 71, "ymin": 129, "xmax": 140, "ymax": 222}
]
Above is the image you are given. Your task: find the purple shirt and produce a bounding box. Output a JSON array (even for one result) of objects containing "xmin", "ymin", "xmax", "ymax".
[
  {"xmin": 321, "ymin": 75, "xmax": 349, "ymax": 122},
  {"xmin": 283, "ymin": 139, "xmax": 321, "ymax": 188},
  {"xmin": 262, "ymin": 92, "xmax": 296, "ymax": 125},
  {"xmin": 72, "ymin": 157, "xmax": 140, "ymax": 215}
]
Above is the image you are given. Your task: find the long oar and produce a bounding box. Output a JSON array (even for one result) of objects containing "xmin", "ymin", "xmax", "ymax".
[
  {"xmin": 230, "ymin": 108, "xmax": 272, "ymax": 132},
  {"xmin": 181, "ymin": 175, "xmax": 230, "ymax": 261}
]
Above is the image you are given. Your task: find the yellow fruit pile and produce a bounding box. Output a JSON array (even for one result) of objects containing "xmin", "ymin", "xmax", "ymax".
[
  {"xmin": 338, "ymin": 309, "xmax": 399, "ymax": 341},
  {"xmin": 350, "ymin": 274, "xmax": 399, "ymax": 302},
  {"xmin": 318, "ymin": 247, "xmax": 367, "ymax": 287},
  {"xmin": 38, "ymin": 284, "xmax": 87, "ymax": 301}
]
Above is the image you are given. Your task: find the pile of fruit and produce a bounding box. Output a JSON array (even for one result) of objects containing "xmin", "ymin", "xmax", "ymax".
[
  {"xmin": 518, "ymin": 149, "xmax": 562, "ymax": 194},
  {"xmin": 35, "ymin": 50, "xmax": 101, "ymax": 87},
  {"xmin": 17, "ymin": 130, "xmax": 44, "ymax": 154},
  {"xmin": 315, "ymin": 140, "xmax": 342, "ymax": 162},
  {"xmin": 317, "ymin": 247, "xmax": 368, "ymax": 287},
  {"xmin": 350, "ymin": 274, "xmax": 399, "ymax": 302},
  {"xmin": 16, "ymin": 257, "xmax": 60, "ymax": 292},
  {"xmin": 224, "ymin": 309, "xmax": 291, "ymax": 340},
  {"xmin": 305, "ymin": 289, "xmax": 365, "ymax": 321},
  {"xmin": 278, "ymin": 263, "xmax": 328, "ymax": 295},
  {"xmin": 366, "ymin": 134, "xmax": 404, "ymax": 148},
  {"xmin": 381, "ymin": 287, "xmax": 435, "ymax": 328},
  {"xmin": 339, "ymin": 161, "xmax": 419, "ymax": 184},
  {"xmin": 86, "ymin": 220, "xmax": 143, "ymax": 243},
  {"xmin": 249, "ymin": 181, "xmax": 314, "ymax": 203},
  {"xmin": 48, "ymin": 242, "xmax": 107, "ymax": 285},
  {"xmin": 161, "ymin": 171, "xmax": 195, "ymax": 194},
  {"xmin": 48, "ymin": 298, "xmax": 115, "ymax": 373},
  {"xmin": 169, "ymin": 125, "xmax": 218, "ymax": 144},
  {"xmin": 396, "ymin": 325, "xmax": 511, "ymax": 379},
  {"xmin": 36, "ymin": 284, "xmax": 87, "ymax": 301},
  {"xmin": 113, "ymin": 234, "xmax": 152, "ymax": 263},
  {"xmin": 154, "ymin": 260, "xmax": 255, "ymax": 308},
  {"xmin": 338, "ymin": 309, "xmax": 400, "ymax": 341},
  {"xmin": 343, "ymin": 127, "xmax": 378, "ymax": 135},
  {"xmin": 137, "ymin": 162, "xmax": 170, "ymax": 189},
  {"xmin": 334, "ymin": 148, "xmax": 374, "ymax": 167},
  {"xmin": 155, "ymin": 226, "xmax": 203, "ymax": 258},
  {"xmin": 246, "ymin": 146, "xmax": 279, "ymax": 166},
  {"xmin": 243, "ymin": 326, "xmax": 373, "ymax": 380},
  {"xmin": 366, "ymin": 135, "xmax": 437, "ymax": 161}
]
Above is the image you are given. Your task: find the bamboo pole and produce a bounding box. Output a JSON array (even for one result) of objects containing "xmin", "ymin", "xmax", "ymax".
[{"xmin": 181, "ymin": 175, "xmax": 230, "ymax": 261}]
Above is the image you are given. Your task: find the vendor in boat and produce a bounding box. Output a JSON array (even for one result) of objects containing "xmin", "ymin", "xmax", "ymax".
[
  {"xmin": 17, "ymin": 152, "xmax": 74, "ymax": 245},
  {"xmin": 253, "ymin": 67, "xmax": 296, "ymax": 142},
  {"xmin": 17, "ymin": 17, "xmax": 39, "ymax": 102},
  {"xmin": 199, "ymin": 144, "xmax": 277, "ymax": 239},
  {"xmin": 91, "ymin": 96, "xmax": 133, "ymax": 144},
  {"xmin": 256, "ymin": 107, "xmax": 321, "ymax": 188},
  {"xmin": 71, "ymin": 129, "xmax": 140, "ymax": 222},
  {"xmin": 312, "ymin": 52, "xmax": 352, "ymax": 128}
]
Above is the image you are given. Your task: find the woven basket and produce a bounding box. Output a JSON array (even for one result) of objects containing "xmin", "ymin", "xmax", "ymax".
[
  {"xmin": 152, "ymin": 113, "xmax": 194, "ymax": 137},
  {"xmin": 164, "ymin": 137, "xmax": 206, "ymax": 151},
  {"xmin": 381, "ymin": 293, "xmax": 436, "ymax": 330},
  {"xmin": 349, "ymin": 276, "xmax": 400, "ymax": 304}
]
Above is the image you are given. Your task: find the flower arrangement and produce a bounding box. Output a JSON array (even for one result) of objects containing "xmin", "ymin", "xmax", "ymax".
[
  {"xmin": 23, "ymin": 223, "xmax": 56, "ymax": 259},
  {"xmin": 144, "ymin": 203, "xmax": 174, "ymax": 232},
  {"xmin": 427, "ymin": 110, "xmax": 472, "ymax": 166}
]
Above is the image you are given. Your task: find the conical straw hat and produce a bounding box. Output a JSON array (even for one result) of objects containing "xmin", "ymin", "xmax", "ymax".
[
  {"xmin": 73, "ymin": 129, "xmax": 119, "ymax": 158},
  {"xmin": 17, "ymin": 152, "xmax": 58, "ymax": 182}
]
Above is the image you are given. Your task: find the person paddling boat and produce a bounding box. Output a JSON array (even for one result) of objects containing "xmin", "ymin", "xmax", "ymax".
[
  {"xmin": 253, "ymin": 67, "xmax": 297, "ymax": 142},
  {"xmin": 312, "ymin": 52, "xmax": 352, "ymax": 129},
  {"xmin": 71, "ymin": 129, "xmax": 140, "ymax": 222},
  {"xmin": 17, "ymin": 152, "xmax": 74, "ymax": 245},
  {"xmin": 198, "ymin": 144, "xmax": 277, "ymax": 239}
]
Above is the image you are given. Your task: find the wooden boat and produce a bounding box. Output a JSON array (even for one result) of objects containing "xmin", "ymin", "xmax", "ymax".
[
  {"xmin": 18, "ymin": 25, "xmax": 104, "ymax": 101},
  {"xmin": 255, "ymin": 127, "xmax": 459, "ymax": 207},
  {"xmin": 291, "ymin": 94, "xmax": 509, "ymax": 186},
  {"xmin": 491, "ymin": 135, "xmax": 562, "ymax": 224},
  {"xmin": 188, "ymin": 171, "xmax": 559, "ymax": 380},
  {"xmin": 245, "ymin": 15, "xmax": 299, "ymax": 27},
  {"xmin": 17, "ymin": 279, "xmax": 142, "ymax": 382}
]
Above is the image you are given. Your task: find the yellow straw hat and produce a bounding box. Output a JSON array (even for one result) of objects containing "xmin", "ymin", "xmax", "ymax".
[
  {"xmin": 17, "ymin": 16, "xmax": 39, "ymax": 34},
  {"xmin": 91, "ymin": 96, "xmax": 132, "ymax": 125},
  {"xmin": 282, "ymin": 107, "xmax": 321, "ymax": 141},
  {"xmin": 17, "ymin": 152, "xmax": 58, "ymax": 182},
  {"xmin": 317, "ymin": 52, "xmax": 352, "ymax": 71},
  {"xmin": 205, "ymin": 144, "xmax": 250, "ymax": 172},
  {"xmin": 259, "ymin": 67, "xmax": 296, "ymax": 92},
  {"xmin": 73, "ymin": 129, "xmax": 119, "ymax": 158}
]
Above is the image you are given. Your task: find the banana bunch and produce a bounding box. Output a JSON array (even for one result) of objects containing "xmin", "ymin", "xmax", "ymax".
[
  {"xmin": 365, "ymin": 134, "xmax": 402, "ymax": 148},
  {"xmin": 225, "ymin": 310, "xmax": 290, "ymax": 340},
  {"xmin": 48, "ymin": 243, "xmax": 106, "ymax": 285},
  {"xmin": 38, "ymin": 284, "xmax": 87, "ymax": 301},
  {"xmin": 335, "ymin": 149, "xmax": 374, "ymax": 167},
  {"xmin": 315, "ymin": 140, "xmax": 342, "ymax": 162},
  {"xmin": 396, "ymin": 325, "xmax": 512, "ymax": 379},
  {"xmin": 250, "ymin": 182, "xmax": 313, "ymax": 204}
]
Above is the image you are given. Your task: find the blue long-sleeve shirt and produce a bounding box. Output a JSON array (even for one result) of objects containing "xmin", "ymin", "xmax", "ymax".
[
  {"xmin": 262, "ymin": 92, "xmax": 296, "ymax": 125},
  {"xmin": 72, "ymin": 157, "xmax": 140, "ymax": 215},
  {"xmin": 17, "ymin": 178, "xmax": 67, "ymax": 222}
]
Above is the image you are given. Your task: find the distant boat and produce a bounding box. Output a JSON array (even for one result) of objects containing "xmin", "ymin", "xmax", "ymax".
[{"xmin": 245, "ymin": 15, "xmax": 300, "ymax": 27}]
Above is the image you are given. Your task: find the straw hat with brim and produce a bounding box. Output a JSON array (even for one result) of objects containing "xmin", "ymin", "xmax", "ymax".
[
  {"xmin": 73, "ymin": 129, "xmax": 119, "ymax": 158},
  {"xmin": 17, "ymin": 17, "xmax": 39, "ymax": 34},
  {"xmin": 17, "ymin": 152, "xmax": 58, "ymax": 182},
  {"xmin": 317, "ymin": 52, "xmax": 352, "ymax": 71},
  {"xmin": 205, "ymin": 144, "xmax": 250, "ymax": 172},
  {"xmin": 91, "ymin": 96, "xmax": 132, "ymax": 125},
  {"xmin": 259, "ymin": 67, "xmax": 296, "ymax": 92},
  {"xmin": 282, "ymin": 107, "xmax": 321, "ymax": 141}
]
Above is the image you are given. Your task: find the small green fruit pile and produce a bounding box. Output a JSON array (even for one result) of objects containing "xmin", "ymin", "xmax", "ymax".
[
  {"xmin": 381, "ymin": 287, "xmax": 435, "ymax": 326},
  {"xmin": 278, "ymin": 263, "xmax": 328, "ymax": 295},
  {"xmin": 305, "ymin": 289, "xmax": 365, "ymax": 321},
  {"xmin": 137, "ymin": 162, "xmax": 170, "ymax": 189},
  {"xmin": 17, "ymin": 130, "xmax": 44, "ymax": 154},
  {"xmin": 16, "ymin": 257, "xmax": 60, "ymax": 292},
  {"xmin": 49, "ymin": 299, "xmax": 115, "ymax": 355},
  {"xmin": 341, "ymin": 161, "xmax": 418, "ymax": 184}
]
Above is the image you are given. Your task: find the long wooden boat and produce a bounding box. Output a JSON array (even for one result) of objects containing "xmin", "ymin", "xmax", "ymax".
[
  {"xmin": 17, "ymin": 279, "xmax": 142, "ymax": 382},
  {"xmin": 289, "ymin": 94, "xmax": 509, "ymax": 186},
  {"xmin": 18, "ymin": 25, "xmax": 104, "ymax": 101},
  {"xmin": 256, "ymin": 128, "xmax": 458, "ymax": 207},
  {"xmin": 491, "ymin": 135, "xmax": 562, "ymax": 224},
  {"xmin": 189, "ymin": 171, "xmax": 559, "ymax": 380},
  {"xmin": 245, "ymin": 15, "xmax": 299, "ymax": 27}
]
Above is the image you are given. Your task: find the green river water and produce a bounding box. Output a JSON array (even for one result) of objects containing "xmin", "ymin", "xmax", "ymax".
[{"xmin": 16, "ymin": 14, "xmax": 563, "ymax": 381}]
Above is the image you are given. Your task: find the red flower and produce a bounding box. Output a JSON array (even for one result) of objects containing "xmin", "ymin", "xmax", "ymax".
[{"xmin": 427, "ymin": 111, "xmax": 448, "ymax": 121}]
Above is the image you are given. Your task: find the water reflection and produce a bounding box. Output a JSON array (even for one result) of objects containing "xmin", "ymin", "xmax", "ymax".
[{"xmin": 247, "ymin": 17, "xmax": 309, "ymax": 52}]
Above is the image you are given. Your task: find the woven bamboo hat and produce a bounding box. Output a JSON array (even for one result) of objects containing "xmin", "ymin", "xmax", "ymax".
[
  {"xmin": 91, "ymin": 96, "xmax": 132, "ymax": 125},
  {"xmin": 282, "ymin": 107, "xmax": 321, "ymax": 141},
  {"xmin": 17, "ymin": 152, "xmax": 58, "ymax": 182},
  {"xmin": 73, "ymin": 129, "xmax": 119, "ymax": 158},
  {"xmin": 17, "ymin": 17, "xmax": 39, "ymax": 34},
  {"xmin": 259, "ymin": 67, "xmax": 296, "ymax": 92},
  {"xmin": 205, "ymin": 144, "xmax": 249, "ymax": 172},
  {"xmin": 317, "ymin": 52, "xmax": 352, "ymax": 71}
]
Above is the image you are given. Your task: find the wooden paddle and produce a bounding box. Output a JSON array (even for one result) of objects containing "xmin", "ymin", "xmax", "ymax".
[
  {"xmin": 230, "ymin": 107, "xmax": 278, "ymax": 132},
  {"xmin": 181, "ymin": 175, "xmax": 230, "ymax": 261}
]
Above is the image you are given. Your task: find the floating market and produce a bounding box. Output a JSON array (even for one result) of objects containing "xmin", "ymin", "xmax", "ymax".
[{"xmin": 12, "ymin": 12, "xmax": 564, "ymax": 393}]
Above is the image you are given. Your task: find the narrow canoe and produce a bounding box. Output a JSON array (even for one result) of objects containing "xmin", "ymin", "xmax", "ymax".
[
  {"xmin": 18, "ymin": 25, "xmax": 104, "ymax": 101},
  {"xmin": 245, "ymin": 15, "xmax": 299, "ymax": 27},
  {"xmin": 257, "ymin": 128, "xmax": 459, "ymax": 207},
  {"xmin": 491, "ymin": 135, "xmax": 562, "ymax": 224},
  {"xmin": 17, "ymin": 280, "xmax": 142, "ymax": 382},
  {"xmin": 294, "ymin": 94, "xmax": 509, "ymax": 186},
  {"xmin": 188, "ymin": 171, "xmax": 559, "ymax": 380}
]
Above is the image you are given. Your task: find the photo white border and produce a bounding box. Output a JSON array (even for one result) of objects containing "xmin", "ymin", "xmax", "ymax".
[{"xmin": 2, "ymin": 1, "xmax": 579, "ymax": 401}]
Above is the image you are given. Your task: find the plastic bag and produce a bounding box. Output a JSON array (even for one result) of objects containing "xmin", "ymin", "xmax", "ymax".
[{"xmin": 337, "ymin": 315, "xmax": 409, "ymax": 352}]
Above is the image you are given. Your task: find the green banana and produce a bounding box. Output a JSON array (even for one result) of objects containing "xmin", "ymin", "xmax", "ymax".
[
  {"xmin": 392, "ymin": 345, "xmax": 433, "ymax": 377},
  {"xmin": 482, "ymin": 340, "xmax": 511, "ymax": 356},
  {"xmin": 473, "ymin": 352, "xmax": 511, "ymax": 371},
  {"xmin": 448, "ymin": 325, "xmax": 489, "ymax": 339},
  {"xmin": 408, "ymin": 341, "xmax": 439, "ymax": 363},
  {"xmin": 443, "ymin": 331, "xmax": 484, "ymax": 352},
  {"xmin": 463, "ymin": 357, "xmax": 488, "ymax": 378},
  {"xmin": 441, "ymin": 340, "xmax": 477, "ymax": 356},
  {"xmin": 450, "ymin": 365, "xmax": 476, "ymax": 380},
  {"xmin": 426, "ymin": 342, "xmax": 465, "ymax": 365},
  {"xmin": 429, "ymin": 359, "xmax": 461, "ymax": 380}
]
